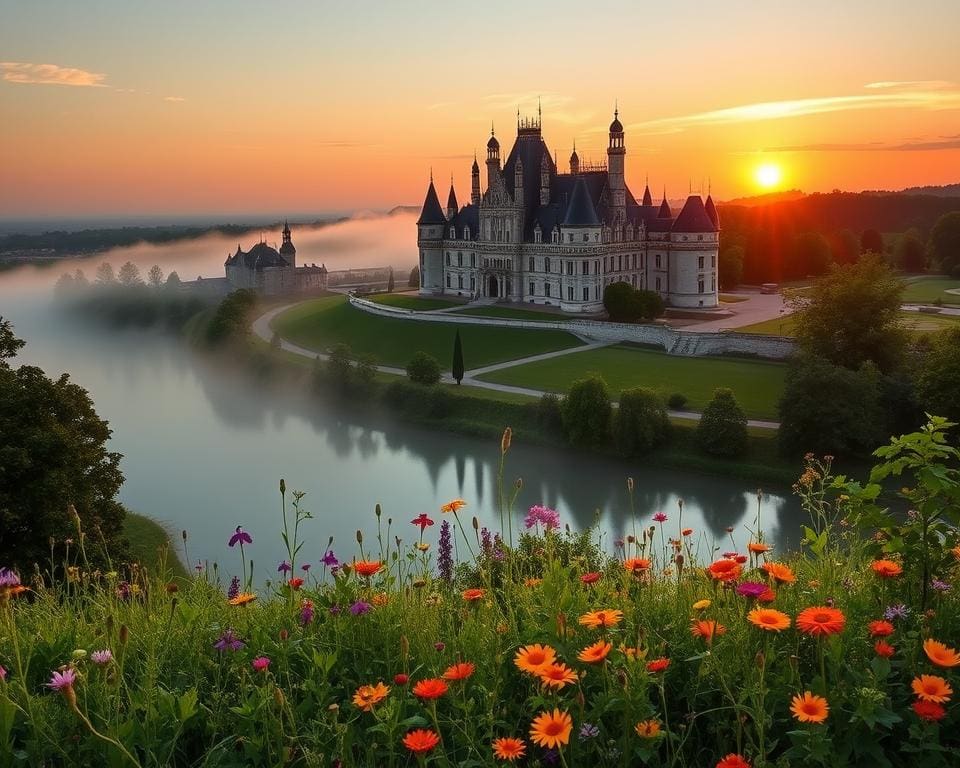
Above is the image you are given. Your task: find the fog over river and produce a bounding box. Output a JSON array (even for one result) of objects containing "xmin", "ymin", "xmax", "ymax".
[{"xmin": 1, "ymin": 212, "xmax": 800, "ymax": 581}]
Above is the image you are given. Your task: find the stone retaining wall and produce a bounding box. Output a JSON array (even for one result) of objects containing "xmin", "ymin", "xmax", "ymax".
[{"xmin": 349, "ymin": 295, "xmax": 795, "ymax": 360}]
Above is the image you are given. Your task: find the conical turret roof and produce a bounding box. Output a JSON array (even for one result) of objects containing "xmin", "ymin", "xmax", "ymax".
[{"xmin": 417, "ymin": 179, "xmax": 447, "ymax": 225}]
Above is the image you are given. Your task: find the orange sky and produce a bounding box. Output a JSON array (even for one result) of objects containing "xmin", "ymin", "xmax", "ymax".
[{"xmin": 1, "ymin": 1, "xmax": 958, "ymax": 217}]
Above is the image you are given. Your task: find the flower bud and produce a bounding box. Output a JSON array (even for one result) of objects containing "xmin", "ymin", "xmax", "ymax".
[
  {"xmin": 356, "ymin": 530, "xmax": 363, "ymax": 545},
  {"xmin": 279, "ymin": 479, "xmax": 286, "ymax": 495},
  {"xmin": 119, "ymin": 624, "xmax": 129, "ymax": 646},
  {"xmin": 375, "ymin": 504, "xmax": 381, "ymax": 518},
  {"xmin": 627, "ymin": 477, "xmax": 634, "ymax": 492},
  {"xmin": 472, "ymin": 516, "xmax": 479, "ymax": 531},
  {"xmin": 72, "ymin": 649, "xmax": 87, "ymax": 660},
  {"xmin": 515, "ymin": 477, "xmax": 523, "ymax": 490},
  {"xmin": 501, "ymin": 427, "xmax": 512, "ymax": 454},
  {"xmin": 274, "ymin": 687, "xmax": 285, "ymax": 707}
]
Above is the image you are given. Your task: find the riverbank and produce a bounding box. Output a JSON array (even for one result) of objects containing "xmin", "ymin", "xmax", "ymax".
[{"xmin": 123, "ymin": 512, "xmax": 188, "ymax": 579}]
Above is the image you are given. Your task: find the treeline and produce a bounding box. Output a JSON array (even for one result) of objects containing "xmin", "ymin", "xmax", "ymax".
[{"xmin": 717, "ymin": 192, "xmax": 960, "ymax": 285}]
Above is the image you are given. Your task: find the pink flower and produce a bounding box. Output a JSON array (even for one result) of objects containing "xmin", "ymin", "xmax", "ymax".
[
  {"xmin": 90, "ymin": 649, "xmax": 113, "ymax": 665},
  {"xmin": 252, "ymin": 656, "xmax": 271, "ymax": 672},
  {"xmin": 653, "ymin": 512, "xmax": 668, "ymax": 523},
  {"xmin": 47, "ymin": 668, "xmax": 76, "ymax": 692},
  {"xmin": 0, "ymin": 665, "xmax": 7, "ymax": 682}
]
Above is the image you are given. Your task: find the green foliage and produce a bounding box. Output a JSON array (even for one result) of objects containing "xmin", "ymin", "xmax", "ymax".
[
  {"xmin": 206, "ymin": 289, "xmax": 258, "ymax": 346},
  {"xmin": 667, "ymin": 392, "xmax": 688, "ymax": 410},
  {"xmin": 0, "ymin": 316, "xmax": 25, "ymax": 364},
  {"xmin": 355, "ymin": 355, "xmax": 378, "ymax": 391},
  {"xmin": 719, "ymin": 244, "xmax": 744, "ymax": 290},
  {"xmin": 326, "ymin": 342, "xmax": 354, "ymax": 391},
  {"xmin": 778, "ymin": 355, "xmax": 886, "ymax": 457},
  {"xmin": 831, "ymin": 228, "xmax": 860, "ymax": 265},
  {"xmin": 860, "ymin": 228, "xmax": 885, "ymax": 256},
  {"xmin": 536, "ymin": 393, "xmax": 564, "ymax": 436},
  {"xmin": 603, "ymin": 282, "xmax": 663, "ymax": 322},
  {"xmin": 789, "ymin": 253, "xmax": 906, "ymax": 373},
  {"xmin": 614, "ymin": 387, "xmax": 670, "ymax": 456},
  {"xmin": 406, "ymin": 351, "xmax": 441, "ymax": 385},
  {"xmin": 451, "ymin": 330, "xmax": 464, "ymax": 384},
  {"xmin": 792, "ymin": 231, "xmax": 832, "ymax": 276},
  {"xmin": 915, "ymin": 327, "xmax": 960, "ymax": 424},
  {"xmin": 696, "ymin": 387, "xmax": 748, "ymax": 457},
  {"xmin": 928, "ymin": 211, "xmax": 960, "ymax": 275},
  {"xmin": 561, "ymin": 375, "xmax": 612, "ymax": 447},
  {"xmin": 408, "ymin": 265, "xmax": 420, "ymax": 288},
  {"xmin": 894, "ymin": 231, "xmax": 927, "ymax": 273}
]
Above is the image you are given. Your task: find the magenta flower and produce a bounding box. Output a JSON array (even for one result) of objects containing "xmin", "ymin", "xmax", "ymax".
[
  {"xmin": 213, "ymin": 629, "xmax": 245, "ymax": 652},
  {"xmin": 350, "ymin": 600, "xmax": 371, "ymax": 616},
  {"xmin": 525, "ymin": 504, "xmax": 560, "ymax": 531},
  {"xmin": 0, "ymin": 665, "xmax": 7, "ymax": 682},
  {"xmin": 736, "ymin": 582, "xmax": 768, "ymax": 599},
  {"xmin": 653, "ymin": 512, "xmax": 668, "ymax": 523},
  {"xmin": 434, "ymin": 642, "xmax": 446, "ymax": 652},
  {"xmin": 301, "ymin": 563, "xmax": 311, "ymax": 572},
  {"xmin": 277, "ymin": 561, "xmax": 292, "ymax": 574},
  {"xmin": 251, "ymin": 656, "xmax": 271, "ymax": 672},
  {"xmin": 47, "ymin": 668, "xmax": 76, "ymax": 692},
  {"xmin": 300, "ymin": 599, "xmax": 315, "ymax": 626},
  {"xmin": 0, "ymin": 568, "xmax": 20, "ymax": 588},
  {"xmin": 90, "ymin": 649, "xmax": 113, "ymax": 665},
  {"xmin": 321, "ymin": 550, "xmax": 339, "ymax": 567},
  {"xmin": 411, "ymin": 513, "xmax": 435, "ymax": 531},
  {"xmin": 228, "ymin": 526, "xmax": 253, "ymax": 547}
]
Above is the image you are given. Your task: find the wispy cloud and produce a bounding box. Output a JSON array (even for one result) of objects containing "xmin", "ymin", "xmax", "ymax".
[
  {"xmin": 626, "ymin": 84, "xmax": 960, "ymax": 135},
  {"xmin": 1, "ymin": 62, "xmax": 107, "ymax": 87},
  {"xmin": 864, "ymin": 80, "xmax": 954, "ymax": 90},
  {"xmin": 163, "ymin": 95, "xmax": 185, "ymax": 102},
  {"xmin": 767, "ymin": 137, "xmax": 960, "ymax": 152}
]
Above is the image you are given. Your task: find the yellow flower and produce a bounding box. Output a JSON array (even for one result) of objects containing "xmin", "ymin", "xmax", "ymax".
[{"xmin": 692, "ymin": 599, "xmax": 711, "ymax": 611}]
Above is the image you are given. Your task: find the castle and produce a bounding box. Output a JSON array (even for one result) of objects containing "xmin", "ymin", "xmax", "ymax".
[
  {"xmin": 417, "ymin": 108, "xmax": 719, "ymax": 313},
  {"xmin": 224, "ymin": 222, "xmax": 328, "ymax": 296}
]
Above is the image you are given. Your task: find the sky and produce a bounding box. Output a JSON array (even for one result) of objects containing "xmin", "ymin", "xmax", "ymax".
[{"xmin": 1, "ymin": 0, "xmax": 959, "ymax": 218}]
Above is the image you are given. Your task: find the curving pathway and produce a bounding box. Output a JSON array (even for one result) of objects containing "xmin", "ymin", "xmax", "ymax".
[{"xmin": 252, "ymin": 300, "xmax": 782, "ymax": 429}]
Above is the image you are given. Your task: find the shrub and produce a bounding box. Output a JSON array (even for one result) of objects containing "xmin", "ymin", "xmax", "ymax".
[
  {"xmin": 206, "ymin": 289, "xmax": 257, "ymax": 346},
  {"xmin": 406, "ymin": 351, "xmax": 441, "ymax": 385},
  {"xmin": 614, "ymin": 387, "xmax": 670, "ymax": 456},
  {"xmin": 326, "ymin": 343, "xmax": 354, "ymax": 390},
  {"xmin": 355, "ymin": 354, "xmax": 378, "ymax": 392},
  {"xmin": 636, "ymin": 289, "xmax": 665, "ymax": 320},
  {"xmin": 537, "ymin": 393, "xmax": 564, "ymax": 436},
  {"xmin": 916, "ymin": 327, "xmax": 960, "ymax": 424},
  {"xmin": 667, "ymin": 393, "xmax": 688, "ymax": 410},
  {"xmin": 696, "ymin": 387, "xmax": 748, "ymax": 457},
  {"xmin": 602, "ymin": 281, "xmax": 635, "ymax": 321},
  {"xmin": 561, "ymin": 375, "xmax": 612, "ymax": 447}
]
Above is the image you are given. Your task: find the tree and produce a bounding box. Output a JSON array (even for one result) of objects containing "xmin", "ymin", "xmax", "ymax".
[
  {"xmin": 614, "ymin": 387, "xmax": 670, "ymax": 456},
  {"xmin": 778, "ymin": 355, "xmax": 886, "ymax": 457},
  {"xmin": 95, "ymin": 262, "xmax": 116, "ymax": 285},
  {"xmin": 788, "ymin": 254, "xmax": 906, "ymax": 373},
  {"xmin": 696, "ymin": 388, "xmax": 748, "ymax": 457},
  {"xmin": 928, "ymin": 211, "xmax": 960, "ymax": 276},
  {"xmin": 894, "ymin": 230, "xmax": 927, "ymax": 273},
  {"xmin": 831, "ymin": 228, "xmax": 860, "ymax": 266},
  {"xmin": 860, "ymin": 228, "xmax": 884, "ymax": 256},
  {"xmin": 406, "ymin": 351, "xmax": 441, "ymax": 385},
  {"xmin": 326, "ymin": 343, "xmax": 354, "ymax": 389},
  {"xmin": 148, "ymin": 264, "xmax": 164, "ymax": 287},
  {"xmin": 561, "ymin": 375, "xmax": 612, "ymax": 447},
  {"xmin": 387, "ymin": 268, "xmax": 395, "ymax": 293},
  {"xmin": 451, "ymin": 330, "xmax": 464, "ymax": 385},
  {"xmin": 355, "ymin": 354, "xmax": 378, "ymax": 391},
  {"xmin": 408, "ymin": 266, "xmax": 420, "ymax": 288},
  {"xmin": 0, "ymin": 323, "xmax": 127, "ymax": 572},
  {"xmin": 916, "ymin": 327, "xmax": 960, "ymax": 424},
  {"xmin": 117, "ymin": 261, "xmax": 144, "ymax": 286},
  {"xmin": 791, "ymin": 232, "xmax": 831, "ymax": 277},
  {"xmin": 73, "ymin": 269, "xmax": 89, "ymax": 288},
  {"xmin": 718, "ymin": 245, "xmax": 744, "ymax": 290},
  {"xmin": 206, "ymin": 289, "xmax": 257, "ymax": 346},
  {"xmin": 603, "ymin": 282, "xmax": 635, "ymax": 321}
]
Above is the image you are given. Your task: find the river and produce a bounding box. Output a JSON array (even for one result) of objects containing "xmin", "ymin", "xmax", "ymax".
[{"xmin": 0, "ymin": 212, "xmax": 802, "ymax": 580}]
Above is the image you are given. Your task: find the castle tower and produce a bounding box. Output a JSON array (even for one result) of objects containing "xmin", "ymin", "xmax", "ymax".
[
  {"xmin": 569, "ymin": 141, "xmax": 579, "ymax": 175},
  {"xmin": 514, "ymin": 155, "xmax": 524, "ymax": 203},
  {"xmin": 540, "ymin": 152, "xmax": 551, "ymax": 205},
  {"xmin": 279, "ymin": 220, "xmax": 296, "ymax": 269},
  {"xmin": 446, "ymin": 177, "xmax": 458, "ymax": 219},
  {"xmin": 607, "ymin": 108, "xmax": 626, "ymax": 225},
  {"xmin": 416, "ymin": 175, "xmax": 447, "ymax": 295},
  {"xmin": 471, "ymin": 155, "xmax": 481, "ymax": 205},
  {"xmin": 486, "ymin": 125, "xmax": 500, "ymax": 192}
]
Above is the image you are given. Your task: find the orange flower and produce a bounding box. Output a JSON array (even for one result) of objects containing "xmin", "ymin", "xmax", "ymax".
[
  {"xmin": 913, "ymin": 700, "xmax": 947, "ymax": 722},
  {"xmin": 514, "ymin": 644, "xmax": 557, "ymax": 674},
  {"xmin": 716, "ymin": 755, "xmax": 752, "ymax": 768},
  {"xmin": 353, "ymin": 682, "xmax": 390, "ymax": 711},
  {"xmin": 748, "ymin": 608, "xmax": 791, "ymax": 632},
  {"xmin": 442, "ymin": 662, "xmax": 475, "ymax": 681},
  {"xmin": 682, "ymin": 528, "xmax": 694, "ymax": 536},
  {"xmin": 462, "ymin": 588, "xmax": 485, "ymax": 601},
  {"xmin": 874, "ymin": 640, "xmax": 895, "ymax": 658},
  {"xmin": 691, "ymin": 619, "xmax": 727, "ymax": 644},
  {"xmin": 371, "ymin": 592, "xmax": 388, "ymax": 606},
  {"xmin": 952, "ymin": 545, "xmax": 960, "ymax": 561},
  {"xmin": 529, "ymin": 708, "xmax": 572, "ymax": 749},
  {"xmin": 228, "ymin": 592, "xmax": 257, "ymax": 606},
  {"xmin": 624, "ymin": 558, "xmax": 652, "ymax": 574},
  {"xmin": 761, "ymin": 562, "xmax": 796, "ymax": 584},
  {"xmin": 412, "ymin": 678, "xmax": 448, "ymax": 700},
  {"xmin": 748, "ymin": 541, "xmax": 772, "ymax": 554},
  {"xmin": 440, "ymin": 498, "xmax": 467, "ymax": 514},
  {"xmin": 619, "ymin": 645, "xmax": 642, "ymax": 661},
  {"xmin": 634, "ymin": 719, "xmax": 661, "ymax": 738},
  {"xmin": 577, "ymin": 640, "xmax": 612, "ymax": 664},
  {"xmin": 646, "ymin": 657, "xmax": 670, "ymax": 673},
  {"xmin": 923, "ymin": 638, "xmax": 960, "ymax": 668},
  {"xmin": 580, "ymin": 572, "xmax": 601, "ymax": 584},
  {"xmin": 536, "ymin": 663, "xmax": 578, "ymax": 690},
  {"xmin": 578, "ymin": 609, "xmax": 623, "ymax": 629},
  {"xmin": 757, "ymin": 587, "xmax": 776, "ymax": 603},
  {"xmin": 492, "ymin": 737, "xmax": 527, "ymax": 762},
  {"xmin": 912, "ymin": 674, "xmax": 953, "ymax": 703},
  {"xmin": 871, "ymin": 559, "xmax": 902, "ymax": 578},
  {"xmin": 707, "ymin": 559, "xmax": 742, "ymax": 582},
  {"xmin": 353, "ymin": 560, "xmax": 383, "ymax": 578},
  {"xmin": 868, "ymin": 620, "xmax": 894, "ymax": 637},
  {"xmin": 402, "ymin": 728, "xmax": 440, "ymax": 754},
  {"xmin": 790, "ymin": 691, "xmax": 829, "ymax": 723},
  {"xmin": 524, "ymin": 578, "xmax": 542, "ymax": 587},
  {"xmin": 796, "ymin": 606, "xmax": 846, "ymax": 637}
]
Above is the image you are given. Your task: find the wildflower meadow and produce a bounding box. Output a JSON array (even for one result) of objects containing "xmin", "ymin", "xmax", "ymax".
[{"xmin": 1, "ymin": 419, "xmax": 960, "ymax": 766}]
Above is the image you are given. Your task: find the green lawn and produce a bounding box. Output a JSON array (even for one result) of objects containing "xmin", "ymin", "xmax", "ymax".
[
  {"xmin": 900, "ymin": 276, "xmax": 960, "ymax": 305},
  {"xmin": 272, "ymin": 296, "xmax": 583, "ymax": 368},
  {"xmin": 451, "ymin": 305, "xmax": 572, "ymax": 322},
  {"xmin": 124, "ymin": 512, "xmax": 188, "ymax": 578},
  {"xmin": 476, "ymin": 344, "xmax": 786, "ymax": 420},
  {"xmin": 734, "ymin": 311, "xmax": 960, "ymax": 337},
  {"xmin": 367, "ymin": 293, "xmax": 463, "ymax": 311},
  {"xmin": 733, "ymin": 315, "xmax": 798, "ymax": 336}
]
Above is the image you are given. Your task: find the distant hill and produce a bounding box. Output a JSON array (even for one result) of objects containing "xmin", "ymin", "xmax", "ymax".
[
  {"xmin": 894, "ymin": 183, "xmax": 960, "ymax": 197},
  {"xmin": 721, "ymin": 189, "xmax": 806, "ymax": 207}
]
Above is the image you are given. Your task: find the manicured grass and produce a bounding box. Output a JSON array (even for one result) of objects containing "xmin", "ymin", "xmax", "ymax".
[
  {"xmin": 900, "ymin": 275, "xmax": 960, "ymax": 305},
  {"xmin": 735, "ymin": 311, "xmax": 960, "ymax": 337},
  {"xmin": 272, "ymin": 295, "xmax": 583, "ymax": 368},
  {"xmin": 124, "ymin": 512, "xmax": 188, "ymax": 578},
  {"xmin": 367, "ymin": 293, "xmax": 462, "ymax": 311},
  {"xmin": 451, "ymin": 305, "xmax": 573, "ymax": 322},
  {"xmin": 477, "ymin": 344, "xmax": 786, "ymax": 419},
  {"xmin": 733, "ymin": 315, "xmax": 798, "ymax": 336}
]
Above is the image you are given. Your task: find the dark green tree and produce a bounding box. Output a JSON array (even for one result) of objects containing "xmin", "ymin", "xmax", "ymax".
[
  {"xmin": 408, "ymin": 265, "xmax": 420, "ymax": 288},
  {"xmin": 718, "ymin": 245, "xmax": 744, "ymax": 290},
  {"xmin": 0, "ymin": 321, "xmax": 127, "ymax": 572},
  {"xmin": 603, "ymin": 282, "xmax": 636, "ymax": 322},
  {"xmin": 387, "ymin": 268, "xmax": 395, "ymax": 293},
  {"xmin": 928, "ymin": 211, "xmax": 960, "ymax": 276},
  {"xmin": 165, "ymin": 271, "xmax": 182, "ymax": 288},
  {"xmin": 791, "ymin": 232, "xmax": 832, "ymax": 277},
  {"xmin": 831, "ymin": 228, "xmax": 860, "ymax": 266},
  {"xmin": 451, "ymin": 330, "xmax": 464, "ymax": 385},
  {"xmin": 406, "ymin": 351, "xmax": 441, "ymax": 385},
  {"xmin": 788, "ymin": 254, "xmax": 906, "ymax": 373},
  {"xmin": 206, "ymin": 289, "xmax": 257, "ymax": 346},
  {"xmin": 326, "ymin": 343, "xmax": 354, "ymax": 389},
  {"xmin": 860, "ymin": 228, "xmax": 884, "ymax": 256},
  {"xmin": 894, "ymin": 230, "xmax": 927, "ymax": 273},
  {"xmin": 615, "ymin": 387, "xmax": 671, "ymax": 456},
  {"xmin": 561, "ymin": 375, "xmax": 612, "ymax": 447},
  {"xmin": 916, "ymin": 327, "xmax": 960, "ymax": 424},
  {"xmin": 696, "ymin": 388, "xmax": 748, "ymax": 457}
]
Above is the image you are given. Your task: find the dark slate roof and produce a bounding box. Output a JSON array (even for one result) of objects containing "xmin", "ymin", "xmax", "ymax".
[
  {"xmin": 448, "ymin": 203, "xmax": 479, "ymax": 240},
  {"xmin": 279, "ymin": 241, "xmax": 296, "ymax": 255},
  {"xmin": 417, "ymin": 180, "xmax": 447, "ymax": 225},
  {"xmin": 447, "ymin": 184, "xmax": 458, "ymax": 212},
  {"xmin": 672, "ymin": 195, "xmax": 718, "ymax": 232},
  {"xmin": 487, "ymin": 134, "xmax": 499, "ymax": 149},
  {"xmin": 562, "ymin": 176, "xmax": 601, "ymax": 226},
  {"xmin": 226, "ymin": 242, "xmax": 290, "ymax": 270},
  {"xmin": 657, "ymin": 197, "xmax": 672, "ymax": 218},
  {"xmin": 642, "ymin": 184, "xmax": 653, "ymax": 206},
  {"xmin": 705, "ymin": 194, "xmax": 719, "ymax": 229},
  {"xmin": 472, "ymin": 156, "xmax": 479, "ymax": 171},
  {"xmin": 609, "ymin": 114, "xmax": 623, "ymax": 133}
]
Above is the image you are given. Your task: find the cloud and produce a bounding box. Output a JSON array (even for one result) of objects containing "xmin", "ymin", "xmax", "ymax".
[
  {"xmin": 864, "ymin": 80, "xmax": 954, "ymax": 90},
  {"xmin": 163, "ymin": 96, "xmax": 185, "ymax": 102},
  {"xmin": 626, "ymin": 85, "xmax": 960, "ymax": 135},
  {"xmin": 767, "ymin": 138, "xmax": 960, "ymax": 152},
  {"xmin": 1, "ymin": 62, "xmax": 107, "ymax": 87}
]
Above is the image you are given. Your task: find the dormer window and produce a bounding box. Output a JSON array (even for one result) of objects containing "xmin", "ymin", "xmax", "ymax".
[
  {"xmin": 450, "ymin": 226, "xmax": 456, "ymax": 239},
  {"xmin": 534, "ymin": 227, "xmax": 541, "ymax": 244},
  {"xmin": 464, "ymin": 226, "xmax": 470, "ymax": 239}
]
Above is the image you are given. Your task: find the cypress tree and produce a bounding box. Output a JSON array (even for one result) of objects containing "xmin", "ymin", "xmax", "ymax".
[{"xmin": 452, "ymin": 330, "xmax": 464, "ymax": 384}]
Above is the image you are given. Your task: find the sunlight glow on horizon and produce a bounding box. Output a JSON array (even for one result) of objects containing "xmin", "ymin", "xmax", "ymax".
[{"xmin": 755, "ymin": 163, "xmax": 783, "ymax": 190}]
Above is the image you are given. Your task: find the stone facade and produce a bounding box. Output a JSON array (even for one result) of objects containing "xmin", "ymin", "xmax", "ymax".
[
  {"xmin": 225, "ymin": 222, "xmax": 328, "ymax": 296},
  {"xmin": 417, "ymin": 107, "xmax": 720, "ymax": 314}
]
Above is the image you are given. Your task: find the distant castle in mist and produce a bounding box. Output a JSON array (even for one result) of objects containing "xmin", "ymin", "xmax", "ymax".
[
  {"xmin": 417, "ymin": 106, "xmax": 720, "ymax": 312},
  {"xmin": 223, "ymin": 222, "xmax": 327, "ymax": 295}
]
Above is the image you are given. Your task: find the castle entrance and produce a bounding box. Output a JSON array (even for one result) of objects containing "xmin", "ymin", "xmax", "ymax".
[{"xmin": 487, "ymin": 274, "xmax": 498, "ymax": 298}]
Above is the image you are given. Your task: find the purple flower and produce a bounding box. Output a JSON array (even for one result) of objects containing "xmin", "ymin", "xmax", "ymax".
[
  {"xmin": 884, "ymin": 603, "xmax": 910, "ymax": 621},
  {"xmin": 579, "ymin": 723, "xmax": 600, "ymax": 740},
  {"xmin": 434, "ymin": 642, "xmax": 445, "ymax": 652},
  {"xmin": 480, "ymin": 527, "xmax": 493, "ymax": 556},
  {"xmin": 251, "ymin": 656, "xmax": 271, "ymax": 672},
  {"xmin": 228, "ymin": 526, "xmax": 253, "ymax": 547},
  {"xmin": 349, "ymin": 600, "xmax": 371, "ymax": 616},
  {"xmin": 525, "ymin": 504, "xmax": 560, "ymax": 531},
  {"xmin": 438, "ymin": 521, "xmax": 453, "ymax": 583},
  {"xmin": 116, "ymin": 581, "xmax": 131, "ymax": 601},
  {"xmin": 931, "ymin": 579, "xmax": 951, "ymax": 592},
  {"xmin": 653, "ymin": 512, "xmax": 668, "ymax": 523},
  {"xmin": 329, "ymin": 604, "xmax": 341, "ymax": 616},
  {"xmin": 737, "ymin": 581, "xmax": 768, "ymax": 599},
  {"xmin": 493, "ymin": 534, "xmax": 506, "ymax": 561},
  {"xmin": 321, "ymin": 550, "xmax": 339, "ymax": 567},
  {"xmin": 227, "ymin": 575, "xmax": 240, "ymax": 600},
  {"xmin": 213, "ymin": 629, "xmax": 245, "ymax": 652},
  {"xmin": 301, "ymin": 563, "xmax": 311, "ymax": 572},
  {"xmin": 90, "ymin": 649, "xmax": 113, "ymax": 665},
  {"xmin": 277, "ymin": 561, "xmax": 292, "ymax": 574},
  {"xmin": 0, "ymin": 568, "xmax": 20, "ymax": 588},
  {"xmin": 47, "ymin": 668, "xmax": 76, "ymax": 692},
  {"xmin": 542, "ymin": 748, "xmax": 559, "ymax": 765},
  {"xmin": 300, "ymin": 599, "xmax": 315, "ymax": 626}
]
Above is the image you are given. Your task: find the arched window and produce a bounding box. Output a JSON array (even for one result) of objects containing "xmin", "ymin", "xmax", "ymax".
[
  {"xmin": 464, "ymin": 226, "xmax": 470, "ymax": 239},
  {"xmin": 450, "ymin": 227, "xmax": 456, "ymax": 239}
]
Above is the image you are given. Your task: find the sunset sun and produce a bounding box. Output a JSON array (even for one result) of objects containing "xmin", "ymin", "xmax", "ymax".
[{"xmin": 755, "ymin": 163, "xmax": 783, "ymax": 189}]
